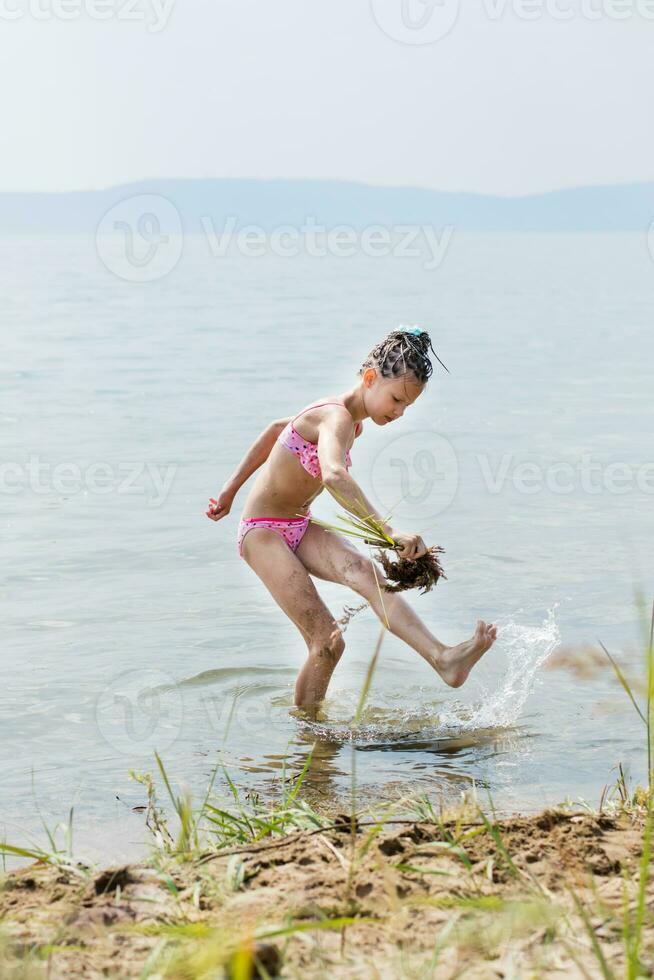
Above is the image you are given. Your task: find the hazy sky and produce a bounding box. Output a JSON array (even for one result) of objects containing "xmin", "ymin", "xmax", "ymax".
[{"xmin": 2, "ymin": 0, "xmax": 653, "ymax": 195}]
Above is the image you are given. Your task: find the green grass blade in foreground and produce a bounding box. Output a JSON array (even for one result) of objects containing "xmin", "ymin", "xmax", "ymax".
[
  {"xmin": 30, "ymin": 765, "xmax": 69, "ymax": 859},
  {"xmin": 154, "ymin": 751, "xmax": 196, "ymax": 854},
  {"xmin": 368, "ymin": 549, "xmax": 391, "ymax": 629},
  {"xmin": 426, "ymin": 916, "xmax": 460, "ymax": 978},
  {"xmin": 627, "ymin": 750, "xmax": 653, "ymax": 978},
  {"xmin": 137, "ymin": 938, "xmax": 171, "ymax": 979},
  {"xmin": 597, "ymin": 641, "xmax": 647, "ymax": 726},
  {"xmin": 154, "ymin": 751, "xmax": 181, "ymax": 814},
  {"xmin": 220, "ymin": 767, "xmax": 256, "ymax": 838},
  {"xmin": 0, "ymin": 842, "xmax": 56, "ymax": 862},
  {"xmin": 1, "ymin": 775, "xmax": 86, "ymax": 874},
  {"xmin": 197, "ymin": 761, "xmax": 221, "ymax": 833},
  {"xmin": 354, "ymin": 623, "xmax": 386, "ymax": 726},
  {"xmin": 598, "ymin": 595, "xmax": 654, "ymax": 979},
  {"xmin": 477, "ymin": 805, "xmax": 522, "ymax": 882},
  {"xmin": 347, "ymin": 623, "xmax": 387, "ymax": 890},
  {"xmin": 568, "ymin": 889, "xmax": 615, "ymax": 980},
  {"xmin": 282, "ymin": 750, "xmax": 313, "ymax": 808},
  {"xmin": 394, "ymin": 862, "xmax": 454, "ymax": 877},
  {"xmin": 257, "ymin": 915, "xmax": 375, "ymax": 940}
]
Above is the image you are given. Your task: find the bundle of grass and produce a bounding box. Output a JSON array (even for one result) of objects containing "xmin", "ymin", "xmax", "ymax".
[{"xmin": 302, "ymin": 492, "xmax": 446, "ymax": 596}]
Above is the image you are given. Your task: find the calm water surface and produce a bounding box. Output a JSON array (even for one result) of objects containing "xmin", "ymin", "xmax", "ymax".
[{"xmin": 2, "ymin": 233, "xmax": 652, "ymax": 865}]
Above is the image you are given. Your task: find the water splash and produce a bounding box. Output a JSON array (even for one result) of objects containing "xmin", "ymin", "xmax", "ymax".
[
  {"xmin": 297, "ymin": 608, "xmax": 560, "ymax": 742},
  {"xmin": 436, "ymin": 607, "xmax": 560, "ymax": 732}
]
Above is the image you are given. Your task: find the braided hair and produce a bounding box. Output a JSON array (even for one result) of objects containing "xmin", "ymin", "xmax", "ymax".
[{"xmin": 359, "ymin": 327, "xmax": 449, "ymax": 385}]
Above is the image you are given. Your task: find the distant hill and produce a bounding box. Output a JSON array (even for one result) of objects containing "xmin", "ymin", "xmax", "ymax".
[{"xmin": 1, "ymin": 178, "xmax": 653, "ymax": 233}]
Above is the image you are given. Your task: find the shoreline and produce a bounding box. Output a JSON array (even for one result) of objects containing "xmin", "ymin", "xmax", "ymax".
[{"xmin": 1, "ymin": 802, "xmax": 651, "ymax": 978}]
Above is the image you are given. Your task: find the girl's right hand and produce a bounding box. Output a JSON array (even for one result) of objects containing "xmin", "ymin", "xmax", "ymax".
[
  {"xmin": 391, "ymin": 531, "xmax": 428, "ymax": 560},
  {"xmin": 205, "ymin": 490, "xmax": 234, "ymax": 521}
]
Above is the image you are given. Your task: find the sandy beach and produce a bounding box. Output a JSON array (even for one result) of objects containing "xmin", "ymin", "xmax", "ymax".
[{"xmin": 2, "ymin": 801, "xmax": 651, "ymax": 979}]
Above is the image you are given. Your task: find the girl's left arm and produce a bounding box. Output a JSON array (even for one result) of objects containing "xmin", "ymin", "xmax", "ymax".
[
  {"xmin": 223, "ymin": 417, "xmax": 291, "ymax": 493},
  {"xmin": 206, "ymin": 417, "xmax": 291, "ymax": 521}
]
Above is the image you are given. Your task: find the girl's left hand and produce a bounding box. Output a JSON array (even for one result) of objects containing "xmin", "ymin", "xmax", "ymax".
[{"xmin": 206, "ymin": 490, "xmax": 234, "ymax": 521}]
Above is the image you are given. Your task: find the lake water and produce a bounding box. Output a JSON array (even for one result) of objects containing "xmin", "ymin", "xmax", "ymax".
[{"xmin": 2, "ymin": 231, "xmax": 653, "ymax": 867}]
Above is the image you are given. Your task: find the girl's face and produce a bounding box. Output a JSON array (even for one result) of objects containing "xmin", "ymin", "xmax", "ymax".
[{"xmin": 362, "ymin": 368, "xmax": 424, "ymax": 425}]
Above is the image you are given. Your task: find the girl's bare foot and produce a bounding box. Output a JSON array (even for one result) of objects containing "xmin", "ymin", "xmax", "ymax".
[{"xmin": 432, "ymin": 620, "xmax": 498, "ymax": 689}]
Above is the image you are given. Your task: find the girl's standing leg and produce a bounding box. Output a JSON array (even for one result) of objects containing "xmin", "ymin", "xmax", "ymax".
[
  {"xmin": 295, "ymin": 524, "xmax": 496, "ymax": 688},
  {"xmin": 240, "ymin": 527, "xmax": 345, "ymax": 712}
]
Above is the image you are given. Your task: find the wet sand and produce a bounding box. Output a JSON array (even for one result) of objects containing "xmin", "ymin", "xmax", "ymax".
[{"xmin": 1, "ymin": 806, "xmax": 651, "ymax": 978}]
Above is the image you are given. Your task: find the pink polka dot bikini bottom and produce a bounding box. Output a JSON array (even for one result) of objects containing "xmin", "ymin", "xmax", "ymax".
[{"xmin": 237, "ymin": 511, "xmax": 312, "ymax": 559}]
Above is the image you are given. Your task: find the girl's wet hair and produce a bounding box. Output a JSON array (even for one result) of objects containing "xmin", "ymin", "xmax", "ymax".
[{"xmin": 359, "ymin": 328, "xmax": 448, "ymax": 385}]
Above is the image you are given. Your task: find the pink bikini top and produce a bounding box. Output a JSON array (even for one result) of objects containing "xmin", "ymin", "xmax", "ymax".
[{"xmin": 278, "ymin": 401, "xmax": 362, "ymax": 480}]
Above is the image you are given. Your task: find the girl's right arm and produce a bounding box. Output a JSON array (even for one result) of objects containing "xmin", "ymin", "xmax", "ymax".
[
  {"xmin": 323, "ymin": 469, "xmax": 427, "ymax": 560},
  {"xmin": 317, "ymin": 410, "xmax": 427, "ymax": 559},
  {"xmin": 324, "ymin": 468, "xmax": 395, "ymax": 536},
  {"xmin": 317, "ymin": 412, "xmax": 394, "ymax": 534}
]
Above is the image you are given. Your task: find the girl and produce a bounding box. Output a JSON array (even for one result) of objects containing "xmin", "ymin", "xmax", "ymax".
[{"xmin": 206, "ymin": 328, "xmax": 497, "ymax": 712}]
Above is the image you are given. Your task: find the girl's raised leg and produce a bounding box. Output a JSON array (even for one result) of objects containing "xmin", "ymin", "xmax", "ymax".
[{"xmin": 295, "ymin": 524, "xmax": 497, "ymax": 688}]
